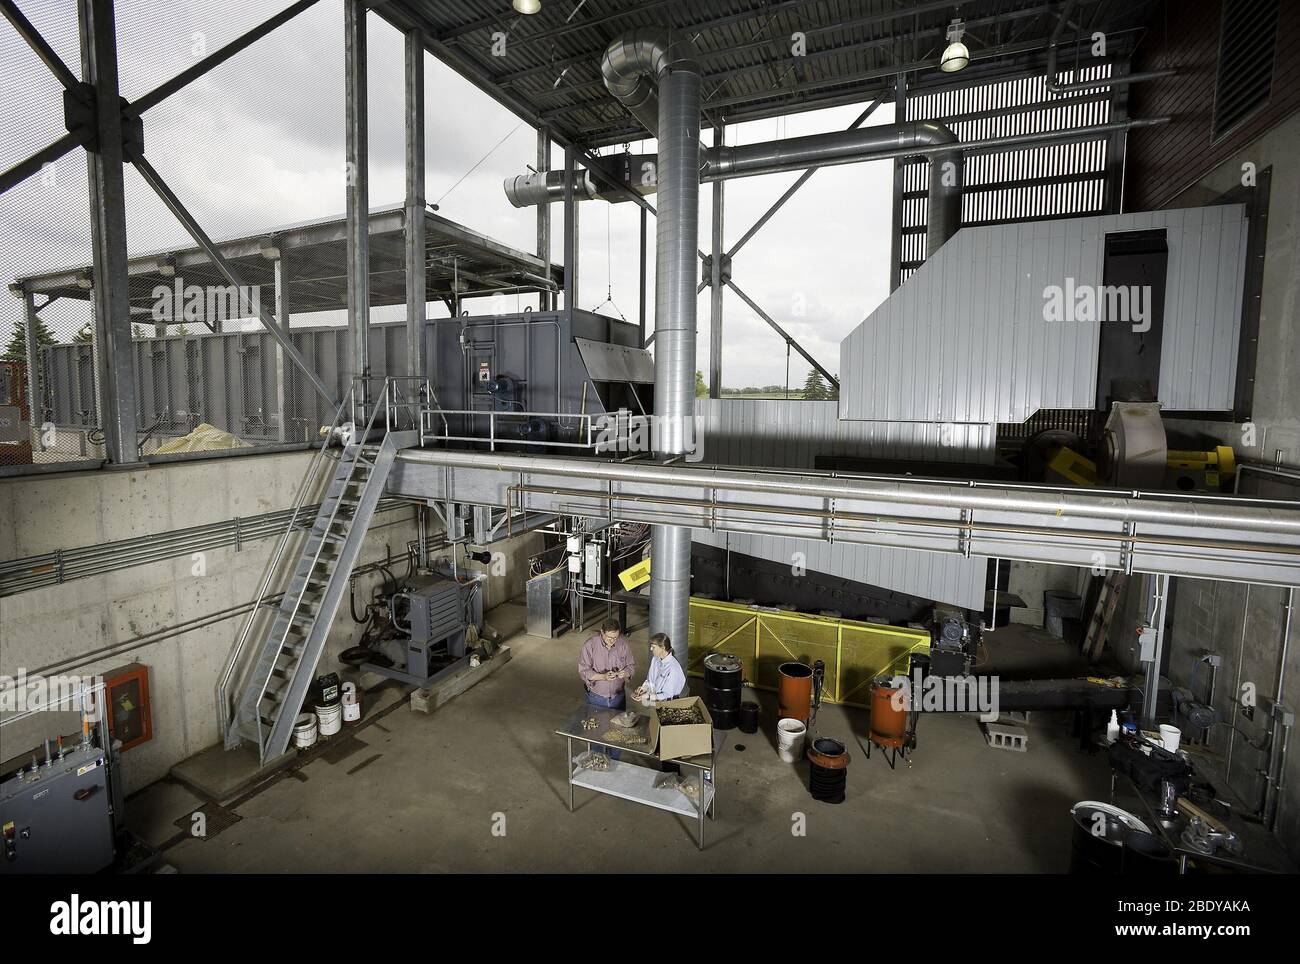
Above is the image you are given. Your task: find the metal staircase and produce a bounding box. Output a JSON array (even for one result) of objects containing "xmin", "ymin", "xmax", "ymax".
[{"xmin": 218, "ymin": 377, "xmax": 423, "ymax": 764}]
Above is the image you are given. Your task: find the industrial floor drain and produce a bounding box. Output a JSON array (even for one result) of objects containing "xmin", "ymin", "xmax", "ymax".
[{"xmin": 173, "ymin": 801, "xmax": 242, "ymax": 840}]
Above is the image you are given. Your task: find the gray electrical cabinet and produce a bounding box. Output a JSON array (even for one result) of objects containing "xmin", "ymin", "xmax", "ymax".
[{"xmin": 1, "ymin": 743, "xmax": 115, "ymax": 874}]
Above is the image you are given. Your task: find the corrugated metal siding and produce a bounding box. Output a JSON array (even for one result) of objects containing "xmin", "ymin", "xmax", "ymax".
[
  {"xmin": 843, "ymin": 204, "xmax": 1249, "ymax": 423},
  {"xmin": 40, "ymin": 321, "xmax": 412, "ymax": 442},
  {"xmin": 695, "ymin": 398, "xmax": 993, "ymax": 468},
  {"xmin": 898, "ymin": 65, "xmax": 1115, "ymax": 283},
  {"xmin": 694, "ymin": 397, "xmax": 989, "ymax": 609}
]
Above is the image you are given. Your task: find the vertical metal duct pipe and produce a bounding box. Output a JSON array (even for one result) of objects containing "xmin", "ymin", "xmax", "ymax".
[{"xmin": 602, "ymin": 29, "xmax": 700, "ymax": 669}]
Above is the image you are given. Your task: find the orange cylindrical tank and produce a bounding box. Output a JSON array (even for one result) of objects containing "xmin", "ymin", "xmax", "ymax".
[
  {"xmin": 869, "ymin": 678, "xmax": 908, "ymax": 749},
  {"xmin": 778, "ymin": 662, "xmax": 813, "ymax": 722}
]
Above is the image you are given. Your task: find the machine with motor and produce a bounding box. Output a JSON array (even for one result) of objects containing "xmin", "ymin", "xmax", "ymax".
[
  {"xmin": 348, "ymin": 567, "xmax": 485, "ymax": 687},
  {"xmin": 929, "ymin": 604, "xmax": 981, "ymax": 676}
]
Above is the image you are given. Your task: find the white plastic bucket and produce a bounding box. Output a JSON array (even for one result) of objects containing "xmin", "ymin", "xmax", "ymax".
[
  {"xmin": 777, "ymin": 717, "xmax": 807, "ymax": 763},
  {"xmin": 292, "ymin": 713, "xmax": 318, "ymax": 749},
  {"xmin": 316, "ymin": 702, "xmax": 343, "ymax": 737},
  {"xmin": 341, "ymin": 682, "xmax": 361, "ymax": 723},
  {"xmin": 1159, "ymin": 724, "xmax": 1181, "ymax": 752}
]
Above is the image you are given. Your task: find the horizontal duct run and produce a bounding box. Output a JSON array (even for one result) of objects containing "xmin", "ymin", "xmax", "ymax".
[
  {"xmin": 507, "ymin": 122, "xmax": 963, "ymax": 253},
  {"xmin": 388, "ymin": 449, "xmax": 1300, "ymax": 588}
]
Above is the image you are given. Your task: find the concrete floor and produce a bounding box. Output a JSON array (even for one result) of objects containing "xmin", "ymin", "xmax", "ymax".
[{"xmin": 129, "ymin": 607, "xmax": 1113, "ymax": 873}]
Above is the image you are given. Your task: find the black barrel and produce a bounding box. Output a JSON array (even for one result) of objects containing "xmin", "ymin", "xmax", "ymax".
[
  {"xmin": 809, "ymin": 764, "xmax": 847, "ymax": 804},
  {"xmin": 703, "ymin": 653, "xmax": 743, "ymax": 730},
  {"xmin": 809, "ymin": 738, "xmax": 848, "ymax": 804},
  {"xmin": 1121, "ymin": 831, "xmax": 1178, "ymax": 875},
  {"xmin": 1069, "ymin": 801, "xmax": 1149, "ymax": 873},
  {"xmin": 738, "ymin": 701, "xmax": 759, "ymax": 734}
]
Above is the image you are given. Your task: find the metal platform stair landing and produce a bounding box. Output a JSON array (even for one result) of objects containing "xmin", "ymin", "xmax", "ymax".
[{"xmin": 219, "ymin": 377, "xmax": 426, "ymax": 763}]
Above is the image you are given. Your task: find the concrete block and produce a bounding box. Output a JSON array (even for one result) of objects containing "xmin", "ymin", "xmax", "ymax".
[{"xmin": 983, "ymin": 721, "xmax": 1028, "ymax": 752}]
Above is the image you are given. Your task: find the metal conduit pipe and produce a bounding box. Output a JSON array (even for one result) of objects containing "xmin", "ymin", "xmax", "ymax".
[
  {"xmin": 1046, "ymin": 0, "xmax": 1176, "ymax": 94},
  {"xmin": 396, "ymin": 448, "xmax": 1300, "ymax": 537},
  {"xmin": 602, "ymin": 28, "xmax": 700, "ymax": 668}
]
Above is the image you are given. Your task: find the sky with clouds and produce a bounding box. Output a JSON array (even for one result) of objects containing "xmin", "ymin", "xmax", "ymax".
[{"xmin": 1, "ymin": 0, "xmax": 897, "ymax": 390}]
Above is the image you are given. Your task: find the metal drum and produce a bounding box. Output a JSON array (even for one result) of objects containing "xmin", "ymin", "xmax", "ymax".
[
  {"xmin": 703, "ymin": 653, "xmax": 743, "ymax": 730},
  {"xmin": 777, "ymin": 662, "xmax": 813, "ymax": 723},
  {"xmin": 869, "ymin": 677, "xmax": 908, "ymax": 750}
]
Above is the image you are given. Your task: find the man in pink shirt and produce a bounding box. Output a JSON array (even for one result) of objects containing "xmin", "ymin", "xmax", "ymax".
[{"xmin": 579, "ymin": 617, "xmax": 636, "ymax": 711}]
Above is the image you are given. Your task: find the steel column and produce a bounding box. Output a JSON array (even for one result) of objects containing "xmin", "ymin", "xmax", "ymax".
[
  {"xmin": 21, "ymin": 288, "xmax": 45, "ymax": 446},
  {"xmin": 562, "ymin": 146, "xmax": 578, "ymax": 310},
  {"xmin": 273, "ymin": 251, "xmax": 290, "ymax": 442},
  {"xmin": 78, "ymin": 0, "xmax": 139, "ymax": 464},
  {"xmin": 638, "ymin": 205, "xmax": 647, "ymax": 346},
  {"xmin": 708, "ymin": 121, "xmax": 724, "ymax": 399},
  {"xmin": 345, "ymin": 0, "xmax": 370, "ymax": 405},
  {"xmin": 889, "ymin": 74, "xmax": 907, "ymax": 292},
  {"xmin": 404, "ymin": 27, "xmax": 426, "ymax": 381},
  {"xmin": 536, "ymin": 126, "xmax": 552, "ymax": 310},
  {"xmin": 1141, "ymin": 573, "xmax": 1169, "ymax": 727}
]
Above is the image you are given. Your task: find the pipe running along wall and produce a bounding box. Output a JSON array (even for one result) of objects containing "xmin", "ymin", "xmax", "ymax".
[
  {"xmin": 601, "ymin": 28, "xmax": 700, "ymax": 668},
  {"xmin": 505, "ymin": 122, "xmax": 964, "ymax": 256}
]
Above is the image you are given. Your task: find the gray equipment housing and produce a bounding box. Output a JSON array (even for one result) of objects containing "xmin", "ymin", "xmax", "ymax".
[
  {"xmin": 0, "ymin": 741, "xmax": 115, "ymax": 875},
  {"xmin": 429, "ymin": 308, "xmax": 651, "ymax": 446}
]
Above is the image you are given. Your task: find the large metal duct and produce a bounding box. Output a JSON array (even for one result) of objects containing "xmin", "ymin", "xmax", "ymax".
[
  {"xmin": 505, "ymin": 121, "xmax": 964, "ymax": 256},
  {"xmin": 709, "ymin": 121, "xmax": 962, "ymax": 255},
  {"xmin": 602, "ymin": 28, "xmax": 700, "ymax": 670}
]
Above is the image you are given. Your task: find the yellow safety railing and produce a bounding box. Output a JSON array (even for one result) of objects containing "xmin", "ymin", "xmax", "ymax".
[{"xmin": 687, "ymin": 598, "xmax": 930, "ymax": 709}]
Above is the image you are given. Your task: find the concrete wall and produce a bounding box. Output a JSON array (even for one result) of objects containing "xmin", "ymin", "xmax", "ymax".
[
  {"xmin": 1006, "ymin": 561, "xmax": 1086, "ymax": 628},
  {"xmin": 1150, "ymin": 109, "xmax": 1300, "ymax": 862},
  {"xmin": 0, "ymin": 450, "xmax": 532, "ymax": 796}
]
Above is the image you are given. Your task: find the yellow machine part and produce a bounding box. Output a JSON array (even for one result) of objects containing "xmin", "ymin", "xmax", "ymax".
[
  {"xmin": 1167, "ymin": 445, "xmax": 1236, "ymax": 487},
  {"xmin": 1046, "ymin": 446, "xmax": 1098, "ymax": 486},
  {"xmin": 617, "ymin": 557, "xmax": 651, "ymax": 591},
  {"xmin": 687, "ymin": 598, "xmax": 930, "ymax": 709}
]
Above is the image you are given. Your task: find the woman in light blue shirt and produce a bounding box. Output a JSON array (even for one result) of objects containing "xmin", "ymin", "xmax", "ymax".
[{"xmin": 634, "ymin": 633, "xmax": 686, "ymax": 703}]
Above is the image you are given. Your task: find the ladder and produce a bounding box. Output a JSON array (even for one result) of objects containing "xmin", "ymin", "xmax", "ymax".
[{"xmin": 218, "ymin": 378, "xmax": 421, "ymax": 764}]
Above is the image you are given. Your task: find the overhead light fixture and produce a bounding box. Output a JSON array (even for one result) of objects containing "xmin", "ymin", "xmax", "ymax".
[
  {"xmin": 513, "ymin": 0, "xmax": 542, "ymax": 14},
  {"xmin": 940, "ymin": 19, "xmax": 969, "ymax": 73}
]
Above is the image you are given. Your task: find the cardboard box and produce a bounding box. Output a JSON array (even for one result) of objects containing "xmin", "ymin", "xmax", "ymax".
[{"xmin": 648, "ymin": 696, "xmax": 714, "ymax": 760}]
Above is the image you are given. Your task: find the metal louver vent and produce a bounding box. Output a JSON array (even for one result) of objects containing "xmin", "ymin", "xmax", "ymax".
[{"xmin": 1212, "ymin": 0, "xmax": 1280, "ymax": 139}]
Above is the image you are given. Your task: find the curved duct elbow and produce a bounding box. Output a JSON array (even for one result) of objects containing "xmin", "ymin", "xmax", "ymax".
[
  {"xmin": 600, "ymin": 28, "xmax": 700, "ymax": 139},
  {"xmin": 903, "ymin": 121, "xmax": 963, "ymax": 256}
]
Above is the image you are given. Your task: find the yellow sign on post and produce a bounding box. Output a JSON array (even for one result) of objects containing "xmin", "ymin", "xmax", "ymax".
[{"xmin": 618, "ymin": 557, "xmax": 651, "ymax": 591}]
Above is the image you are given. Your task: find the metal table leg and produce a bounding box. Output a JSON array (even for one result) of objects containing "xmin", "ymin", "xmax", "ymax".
[
  {"xmin": 567, "ymin": 735, "xmax": 574, "ymax": 812},
  {"xmin": 697, "ymin": 765, "xmax": 705, "ymax": 850}
]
